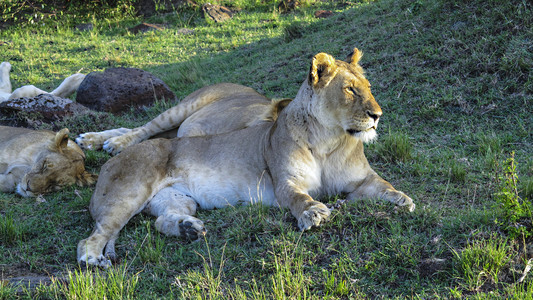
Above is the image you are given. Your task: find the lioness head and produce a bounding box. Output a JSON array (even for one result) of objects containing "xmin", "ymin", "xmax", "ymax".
[
  {"xmin": 308, "ymin": 48, "xmax": 382, "ymax": 143},
  {"xmin": 17, "ymin": 128, "xmax": 98, "ymax": 197}
]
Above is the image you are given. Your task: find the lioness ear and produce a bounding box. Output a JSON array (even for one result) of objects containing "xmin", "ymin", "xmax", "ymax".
[
  {"xmin": 347, "ymin": 48, "xmax": 363, "ymax": 65},
  {"xmin": 53, "ymin": 128, "xmax": 70, "ymax": 153},
  {"xmin": 274, "ymin": 98, "xmax": 292, "ymax": 113},
  {"xmin": 309, "ymin": 53, "xmax": 338, "ymax": 88},
  {"xmin": 77, "ymin": 171, "xmax": 98, "ymax": 187}
]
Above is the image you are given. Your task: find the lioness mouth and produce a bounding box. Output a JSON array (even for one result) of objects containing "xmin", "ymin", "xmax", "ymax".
[
  {"xmin": 346, "ymin": 126, "xmax": 376, "ymax": 136},
  {"xmin": 346, "ymin": 129, "xmax": 360, "ymax": 135}
]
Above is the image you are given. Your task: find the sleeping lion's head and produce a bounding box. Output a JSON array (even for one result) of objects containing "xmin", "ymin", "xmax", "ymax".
[
  {"xmin": 308, "ymin": 48, "xmax": 382, "ymax": 143},
  {"xmin": 17, "ymin": 129, "xmax": 97, "ymax": 197}
]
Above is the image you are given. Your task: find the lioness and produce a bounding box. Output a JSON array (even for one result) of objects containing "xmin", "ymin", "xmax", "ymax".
[
  {"xmin": 0, "ymin": 61, "xmax": 85, "ymax": 102},
  {"xmin": 78, "ymin": 49, "xmax": 415, "ymax": 267},
  {"xmin": 0, "ymin": 126, "xmax": 97, "ymax": 197}
]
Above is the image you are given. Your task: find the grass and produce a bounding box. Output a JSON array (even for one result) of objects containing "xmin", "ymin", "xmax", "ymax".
[{"xmin": 0, "ymin": 0, "xmax": 532, "ymax": 298}]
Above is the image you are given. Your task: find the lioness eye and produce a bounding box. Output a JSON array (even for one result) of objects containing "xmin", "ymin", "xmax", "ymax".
[{"xmin": 347, "ymin": 87, "xmax": 358, "ymax": 95}]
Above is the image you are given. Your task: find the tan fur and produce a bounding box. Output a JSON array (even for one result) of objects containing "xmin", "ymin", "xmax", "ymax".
[
  {"xmin": 76, "ymin": 83, "xmax": 277, "ymax": 154},
  {"xmin": 77, "ymin": 49, "xmax": 415, "ymax": 268},
  {"xmin": 0, "ymin": 126, "xmax": 97, "ymax": 197}
]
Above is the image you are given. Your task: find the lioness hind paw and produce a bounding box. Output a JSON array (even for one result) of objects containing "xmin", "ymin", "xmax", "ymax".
[
  {"xmin": 180, "ymin": 221, "xmax": 207, "ymax": 240},
  {"xmin": 78, "ymin": 254, "xmax": 112, "ymax": 268},
  {"xmin": 298, "ymin": 203, "xmax": 331, "ymax": 231},
  {"xmin": 155, "ymin": 215, "xmax": 206, "ymax": 240}
]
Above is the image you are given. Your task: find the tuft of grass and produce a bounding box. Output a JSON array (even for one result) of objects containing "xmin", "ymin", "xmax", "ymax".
[
  {"xmin": 283, "ymin": 22, "xmax": 307, "ymax": 42},
  {"xmin": 175, "ymin": 240, "xmax": 227, "ymax": 299},
  {"xmin": 269, "ymin": 237, "xmax": 310, "ymax": 299},
  {"xmin": 48, "ymin": 265, "xmax": 139, "ymax": 299},
  {"xmin": 137, "ymin": 221, "xmax": 166, "ymax": 265},
  {"xmin": 374, "ymin": 131, "xmax": 413, "ymax": 163},
  {"xmin": 494, "ymin": 152, "xmax": 533, "ymax": 240},
  {"xmin": 476, "ymin": 132, "xmax": 502, "ymax": 156},
  {"xmin": 0, "ymin": 213, "xmax": 25, "ymax": 245},
  {"xmin": 450, "ymin": 160, "xmax": 467, "ymax": 183},
  {"xmin": 0, "ymin": 281, "xmax": 18, "ymax": 300},
  {"xmin": 452, "ymin": 235, "xmax": 510, "ymax": 292}
]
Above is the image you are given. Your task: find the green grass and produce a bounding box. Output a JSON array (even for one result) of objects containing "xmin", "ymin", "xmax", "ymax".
[{"xmin": 1, "ymin": 0, "xmax": 532, "ymax": 298}]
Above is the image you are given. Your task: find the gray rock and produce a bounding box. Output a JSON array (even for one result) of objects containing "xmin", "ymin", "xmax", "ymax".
[
  {"xmin": 0, "ymin": 94, "xmax": 90, "ymax": 123},
  {"xmin": 75, "ymin": 68, "xmax": 176, "ymax": 113}
]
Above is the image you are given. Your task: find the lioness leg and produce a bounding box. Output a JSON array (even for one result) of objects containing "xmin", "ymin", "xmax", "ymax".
[
  {"xmin": 0, "ymin": 62, "xmax": 12, "ymax": 94},
  {"xmin": 77, "ymin": 193, "xmax": 151, "ymax": 268},
  {"xmin": 78, "ymin": 139, "xmax": 173, "ymax": 267},
  {"xmin": 76, "ymin": 128, "xmax": 132, "ymax": 150},
  {"xmin": 276, "ymin": 187, "xmax": 331, "ymax": 231},
  {"xmin": 348, "ymin": 173, "xmax": 415, "ymax": 212},
  {"xmin": 8, "ymin": 85, "xmax": 48, "ymax": 99},
  {"xmin": 146, "ymin": 187, "xmax": 206, "ymax": 240},
  {"xmin": 49, "ymin": 73, "xmax": 86, "ymax": 98}
]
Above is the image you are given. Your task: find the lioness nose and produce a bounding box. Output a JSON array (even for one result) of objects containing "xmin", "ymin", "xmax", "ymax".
[{"xmin": 367, "ymin": 111, "xmax": 381, "ymax": 121}]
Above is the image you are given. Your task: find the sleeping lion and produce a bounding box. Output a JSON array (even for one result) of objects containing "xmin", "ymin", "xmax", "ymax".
[
  {"xmin": 77, "ymin": 49, "xmax": 416, "ymax": 267},
  {"xmin": 0, "ymin": 126, "xmax": 97, "ymax": 197}
]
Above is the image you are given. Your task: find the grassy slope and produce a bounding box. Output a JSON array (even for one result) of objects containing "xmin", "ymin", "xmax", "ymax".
[{"xmin": 1, "ymin": 0, "xmax": 532, "ymax": 298}]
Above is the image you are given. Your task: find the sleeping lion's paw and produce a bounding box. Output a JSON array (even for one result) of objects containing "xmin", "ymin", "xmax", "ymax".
[
  {"xmin": 75, "ymin": 132, "xmax": 106, "ymax": 150},
  {"xmin": 298, "ymin": 202, "xmax": 331, "ymax": 231},
  {"xmin": 155, "ymin": 215, "xmax": 207, "ymax": 240}
]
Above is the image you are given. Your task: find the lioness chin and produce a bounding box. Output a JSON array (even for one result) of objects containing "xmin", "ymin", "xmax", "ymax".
[{"xmin": 78, "ymin": 49, "xmax": 415, "ymax": 268}]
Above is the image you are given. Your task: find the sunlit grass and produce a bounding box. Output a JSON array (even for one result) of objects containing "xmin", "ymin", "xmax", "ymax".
[{"xmin": 1, "ymin": 0, "xmax": 532, "ymax": 298}]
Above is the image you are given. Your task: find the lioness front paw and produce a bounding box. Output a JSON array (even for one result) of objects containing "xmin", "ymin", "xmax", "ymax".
[
  {"xmin": 387, "ymin": 190, "xmax": 415, "ymax": 212},
  {"xmin": 298, "ymin": 203, "xmax": 331, "ymax": 231},
  {"xmin": 78, "ymin": 254, "xmax": 112, "ymax": 268},
  {"xmin": 75, "ymin": 132, "xmax": 106, "ymax": 150}
]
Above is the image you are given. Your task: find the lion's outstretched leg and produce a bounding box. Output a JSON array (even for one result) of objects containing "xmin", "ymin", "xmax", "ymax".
[
  {"xmin": 8, "ymin": 85, "xmax": 48, "ymax": 99},
  {"xmin": 77, "ymin": 193, "xmax": 152, "ymax": 268},
  {"xmin": 348, "ymin": 173, "xmax": 415, "ymax": 212},
  {"xmin": 146, "ymin": 187, "xmax": 206, "ymax": 240},
  {"xmin": 0, "ymin": 62, "xmax": 12, "ymax": 94},
  {"xmin": 49, "ymin": 73, "xmax": 85, "ymax": 98},
  {"xmin": 76, "ymin": 128, "xmax": 132, "ymax": 150},
  {"xmin": 78, "ymin": 139, "xmax": 173, "ymax": 267},
  {"xmin": 100, "ymin": 83, "xmax": 265, "ymax": 155}
]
